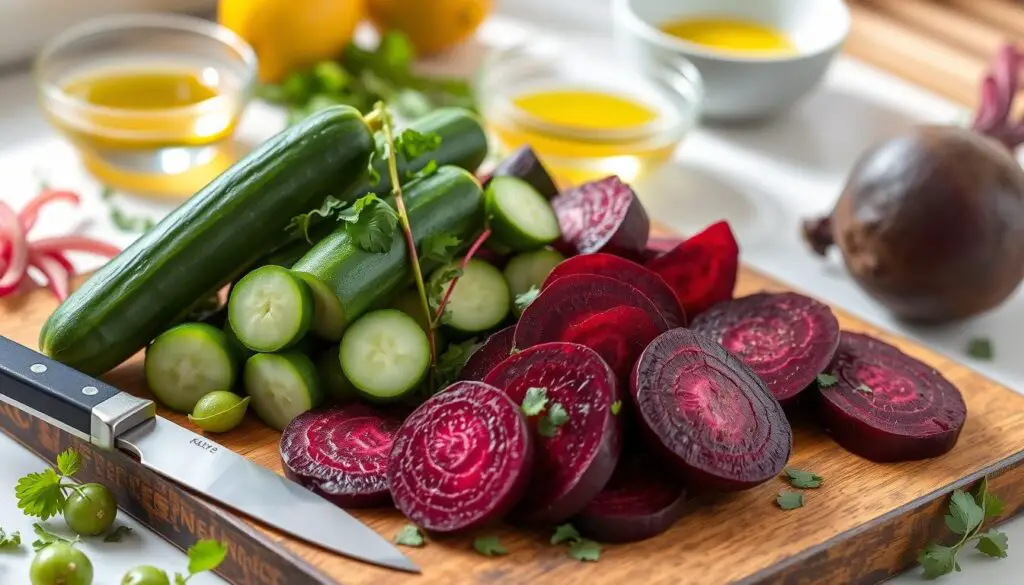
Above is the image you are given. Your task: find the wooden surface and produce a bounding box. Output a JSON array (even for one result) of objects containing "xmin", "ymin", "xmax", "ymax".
[{"xmin": 4, "ymin": 251, "xmax": 1024, "ymax": 584}]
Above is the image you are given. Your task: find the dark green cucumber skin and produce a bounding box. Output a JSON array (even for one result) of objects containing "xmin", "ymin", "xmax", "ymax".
[
  {"xmin": 292, "ymin": 165, "xmax": 484, "ymax": 328},
  {"xmin": 40, "ymin": 106, "xmax": 375, "ymax": 376}
]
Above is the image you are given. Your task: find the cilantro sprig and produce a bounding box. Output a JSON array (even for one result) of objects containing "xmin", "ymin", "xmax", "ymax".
[
  {"xmin": 918, "ymin": 477, "xmax": 1008, "ymax": 579},
  {"xmin": 15, "ymin": 448, "xmax": 83, "ymax": 520},
  {"xmin": 518, "ymin": 388, "xmax": 570, "ymax": 438}
]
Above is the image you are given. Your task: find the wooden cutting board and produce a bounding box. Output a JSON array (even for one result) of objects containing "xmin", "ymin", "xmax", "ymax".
[{"xmin": 3, "ymin": 250, "xmax": 1024, "ymax": 585}]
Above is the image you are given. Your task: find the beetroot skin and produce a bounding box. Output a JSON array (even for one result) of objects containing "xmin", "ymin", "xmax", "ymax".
[
  {"xmin": 691, "ymin": 292, "xmax": 840, "ymax": 402},
  {"xmin": 388, "ymin": 381, "xmax": 534, "ymax": 533},
  {"xmin": 484, "ymin": 342, "xmax": 622, "ymax": 525},
  {"xmin": 552, "ymin": 176, "xmax": 650, "ymax": 260},
  {"xmin": 645, "ymin": 221, "xmax": 740, "ymax": 318},
  {"xmin": 459, "ymin": 326, "xmax": 515, "ymax": 382},
  {"xmin": 632, "ymin": 328, "xmax": 792, "ymax": 491},
  {"xmin": 543, "ymin": 253, "xmax": 687, "ymax": 327},
  {"xmin": 573, "ymin": 450, "xmax": 688, "ymax": 543},
  {"xmin": 280, "ymin": 405, "xmax": 403, "ymax": 508},
  {"xmin": 818, "ymin": 331, "xmax": 967, "ymax": 462},
  {"xmin": 514, "ymin": 274, "xmax": 669, "ymax": 383}
]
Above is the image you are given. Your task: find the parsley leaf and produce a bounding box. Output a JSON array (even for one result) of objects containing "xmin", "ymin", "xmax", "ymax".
[
  {"xmin": 31, "ymin": 523, "xmax": 76, "ymax": 552},
  {"xmin": 395, "ymin": 524, "xmax": 425, "ymax": 547},
  {"xmin": 949, "ymin": 490, "xmax": 985, "ymax": 536},
  {"xmin": 0, "ymin": 528, "xmax": 21, "ymax": 550},
  {"xmin": 521, "ymin": 388, "xmax": 549, "ymax": 416},
  {"xmin": 816, "ymin": 373, "xmax": 837, "ymax": 388},
  {"xmin": 287, "ymin": 195, "xmax": 347, "ymax": 242},
  {"xmin": 918, "ymin": 543, "xmax": 958, "ymax": 579},
  {"xmin": 337, "ymin": 194, "xmax": 399, "ymax": 253},
  {"xmin": 186, "ymin": 539, "xmax": 229, "ymax": 574},
  {"xmin": 783, "ymin": 468, "xmax": 823, "ymax": 489},
  {"xmin": 919, "ymin": 477, "xmax": 1010, "ymax": 579},
  {"xmin": 855, "ymin": 384, "xmax": 874, "ymax": 395},
  {"xmin": 976, "ymin": 477, "xmax": 1005, "ymax": 519},
  {"xmin": 976, "ymin": 530, "xmax": 1009, "ymax": 558},
  {"xmin": 550, "ymin": 524, "xmax": 581, "ymax": 545},
  {"xmin": 395, "ymin": 129, "xmax": 442, "ymax": 161},
  {"xmin": 16, "ymin": 469, "xmax": 65, "ymax": 520},
  {"xmin": 967, "ymin": 337, "xmax": 994, "ymax": 360},
  {"xmin": 56, "ymin": 449, "xmax": 81, "ymax": 477},
  {"xmin": 473, "ymin": 535, "xmax": 508, "ymax": 557},
  {"xmin": 104, "ymin": 525, "xmax": 133, "ymax": 543},
  {"xmin": 776, "ymin": 490, "xmax": 804, "ymax": 510},
  {"xmin": 514, "ymin": 286, "xmax": 541, "ymax": 314},
  {"xmin": 421, "ymin": 233, "xmax": 461, "ymax": 265},
  {"xmin": 568, "ymin": 539, "xmax": 601, "ymax": 562},
  {"xmin": 435, "ymin": 339, "xmax": 483, "ymax": 388},
  {"xmin": 611, "ymin": 401, "xmax": 622, "ymax": 416},
  {"xmin": 538, "ymin": 403, "xmax": 569, "ymax": 438}
]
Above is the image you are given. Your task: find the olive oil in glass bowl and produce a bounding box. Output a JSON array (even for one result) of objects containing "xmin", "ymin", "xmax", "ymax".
[{"xmin": 35, "ymin": 14, "xmax": 257, "ymax": 198}]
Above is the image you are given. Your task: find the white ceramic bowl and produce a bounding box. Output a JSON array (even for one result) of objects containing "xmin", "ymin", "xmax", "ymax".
[{"xmin": 612, "ymin": 0, "xmax": 850, "ymax": 121}]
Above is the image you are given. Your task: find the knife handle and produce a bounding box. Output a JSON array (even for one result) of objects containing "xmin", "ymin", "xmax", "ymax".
[{"xmin": 0, "ymin": 336, "xmax": 154, "ymax": 449}]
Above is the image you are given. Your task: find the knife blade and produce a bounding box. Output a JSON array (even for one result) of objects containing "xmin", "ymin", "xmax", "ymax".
[{"xmin": 0, "ymin": 336, "xmax": 417, "ymax": 574}]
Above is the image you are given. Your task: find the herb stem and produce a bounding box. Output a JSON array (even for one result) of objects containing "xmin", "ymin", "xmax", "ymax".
[{"xmin": 431, "ymin": 229, "xmax": 492, "ymax": 327}]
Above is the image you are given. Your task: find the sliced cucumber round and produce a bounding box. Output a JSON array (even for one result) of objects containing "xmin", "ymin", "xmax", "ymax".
[
  {"xmin": 485, "ymin": 176, "xmax": 561, "ymax": 251},
  {"xmin": 295, "ymin": 271, "xmax": 347, "ymax": 342},
  {"xmin": 228, "ymin": 266, "xmax": 313, "ymax": 353},
  {"xmin": 504, "ymin": 247, "xmax": 565, "ymax": 315},
  {"xmin": 340, "ymin": 309, "xmax": 430, "ymax": 402},
  {"xmin": 244, "ymin": 351, "xmax": 323, "ymax": 431},
  {"xmin": 145, "ymin": 323, "xmax": 238, "ymax": 413},
  {"xmin": 430, "ymin": 259, "xmax": 511, "ymax": 333}
]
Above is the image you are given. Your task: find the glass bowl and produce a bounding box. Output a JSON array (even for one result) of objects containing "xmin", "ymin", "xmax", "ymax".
[
  {"xmin": 476, "ymin": 35, "xmax": 703, "ymax": 186},
  {"xmin": 34, "ymin": 13, "xmax": 258, "ymax": 198}
]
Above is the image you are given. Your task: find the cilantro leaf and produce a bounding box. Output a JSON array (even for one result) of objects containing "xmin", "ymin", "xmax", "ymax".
[
  {"xmin": 783, "ymin": 468, "xmax": 823, "ymax": 489},
  {"xmin": 473, "ymin": 535, "xmax": 508, "ymax": 557},
  {"xmin": 515, "ymin": 286, "xmax": 541, "ymax": 314},
  {"xmin": 568, "ymin": 539, "xmax": 601, "ymax": 562},
  {"xmin": 104, "ymin": 525, "xmax": 133, "ymax": 543},
  {"xmin": 949, "ymin": 489, "xmax": 985, "ymax": 536},
  {"xmin": 521, "ymin": 388, "xmax": 549, "ymax": 417},
  {"xmin": 16, "ymin": 468, "xmax": 65, "ymax": 520},
  {"xmin": 918, "ymin": 543, "xmax": 958, "ymax": 579},
  {"xmin": 975, "ymin": 530, "xmax": 1009, "ymax": 558},
  {"xmin": 551, "ymin": 524, "xmax": 581, "ymax": 545},
  {"xmin": 395, "ymin": 524, "xmax": 425, "ymax": 547},
  {"xmin": 611, "ymin": 401, "xmax": 622, "ymax": 416},
  {"xmin": 776, "ymin": 490, "xmax": 804, "ymax": 510},
  {"xmin": 816, "ymin": 373, "xmax": 837, "ymax": 388},
  {"xmin": 435, "ymin": 339, "xmax": 483, "ymax": 388},
  {"xmin": 31, "ymin": 523, "xmax": 76, "ymax": 552},
  {"xmin": 538, "ymin": 403, "xmax": 569, "ymax": 438},
  {"xmin": 421, "ymin": 233, "xmax": 461, "ymax": 265},
  {"xmin": 855, "ymin": 384, "xmax": 874, "ymax": 394},
  {"xmin": 427, "ymin": 265, "xmax": 464, "ymax": 322},
  {"xmin": 337, "ymin": 194, "xmax": 399, "ymax": 253},
  {"xmin": 395, "ymin": 129, "xmax": 442, "ymax": 161},
  {"xmin": 56, "ymin": 449, "xmax": 81, "ymax": 477},
  {"xmin": 287, "ymin": 195, "xmax": 348, "ymax": 242},
  {"xmin": 0, "ymin": 528, "xmax": 21, "ymax": 550},
  {"xmin": 975, "ymin": 477, "xmax": 1005, "ymax": 519},
  {"xmin": 186, "ymin": 539, "xmax": 229, "ymax": 574},
  {"xmin": 967, "ymin": 337, "xmax": 993, "ymax": 360}
]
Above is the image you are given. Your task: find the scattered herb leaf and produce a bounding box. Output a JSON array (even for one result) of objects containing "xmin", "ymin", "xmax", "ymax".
[
  {"xmin": 521, "ymin": 388, "xmax": 549, "ymax": 417},
  {"xmin": 783, "ymin": 468, "xmax": 823, "ymax": 489},
  {"xmin": 186, "ymin": 539, "xmax": 229, "ymax": 574},
  {"xmin": 610, "ymin": 400, "xmax": 622, "ymax": 416},
  {"xmin": 975, "ymin": 530, "xmax": 1009, "ymax": 558},
  {"xmin": 568, "ymin": 539, "xmax": 601, "ymax": 562},
  {"xmin": 776, "ymin": 491, "xmax": 804, "ymax": 510},
  {"xmin": 287, "ymin": 195, "xmax": 347, "ymax": 242},
  {"xmin": 104, "ymin": 525, "xmax": 133, "ymax": 543},
  {"xmin": 967, "ymin": 337, "xmax": 994, "ymax": 360},
  {"xmin": 816, "ymin": 373, "xmax": 838, "ymax": 388},
  {"xmin": 337, "ymin": 194, "xmax": 399, "ymax": 253},
  {"xmin": 427, "ymin": 265, "xmax": 464, "ymax": 319},
  {"xmin": 473, "ymin": 535, "xmax": 508, "ymax": 557},
  {"xmin": 421, "ymin": 233, "xmax": 462, "ymax": 265},
  {"xmin": 0, "ymin": 528, "xmax": 21, "ymax": 550},
  {"xmin": 551, "ymin": 524, "xmax": 581, "ymax": 545},
  {"xmin": 395, "ymin": 524, "xmax": 425, "ymax": 547},
  {"xmin": 16, "ymin": 448, "xmax": 80, "ymax": 520},
  {"xmin": 56, "ymin": 449, "xmax": 81, "ymax": 477},
  {"xmin": 976, "ymin": 477, "xmax": 1005, "ymax": 519},
  {"xmin": 538, "ymin": 403, "xmax": 569, "ymax": 438},
  {"xmin": 31, "ymin": 523, "xmax": 76, "ymax": 552},
  {"xmin": 855, "ymin": 384, "xmax": 874, "ymax": 395},
  {"xmin": 435, "ymin": 339, "xmax": 483, "ymax": 388},
  {"xmin": 949, "ymin": 490, "xmax": 985, "ymax": 536},
  {"xmin": 918, "ymin": 478, "xmax": 1010, "ymax": 579},
  {"xmin": 515, "ymin": 286, "xmax": 541, "ymax": 314},
  {"xmin": 919, "ymin": 543, "xmax": 958, "ymax": 579},
  {"xmin": 395, "ymin": 128, "xmax": 443, "ymax": 160}
]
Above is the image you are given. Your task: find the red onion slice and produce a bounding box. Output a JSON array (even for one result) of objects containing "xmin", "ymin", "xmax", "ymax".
[{"xmin": 0, "ymin": 202, "xmax": 29, "ymax": 296}]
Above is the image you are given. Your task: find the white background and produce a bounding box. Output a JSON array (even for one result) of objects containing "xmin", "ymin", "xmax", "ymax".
[{"xmin": 2, "ymin": 2, "xmax": 1024, "ymax": 584}]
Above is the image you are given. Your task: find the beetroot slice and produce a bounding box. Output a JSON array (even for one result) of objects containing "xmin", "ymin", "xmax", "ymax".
[
  {"xmin": 631, "ymin": 328, "xmax": 792, "ymax": 491},
  {"xmin": 458, "ymin": 326, "xmax": 514, "ymax": 381},
  {"xmin": 573, "ymin": 450, "xmax": 688, "ymax": 543},
  {"xmin": 514, "ymin": 274, "xmax": 669, "ymax": 383},
  {"xmin": 552, "ymin": 176, "xmax": 650, "ymax": 260},
  {"xmin": 488, "ymin": 145, "xmax": 559, "ymax": 199},
  {"xmin": 387, "ymin": 381, "xmax": 533, "ymax": 533},
  {"xmin": 644, "ymin": 221, "xmax": 739, "ymax": 318},
  {"xmin": 818, "ymin": 331, "xmax": 967, "ymax": 462},
  {"xmin": 280, "ymin": 404, "xmax": 403, "ymax": 508},
  {"xmin": 690, "ymin": 292, "xmax": 840, "ymax": 402},
  {"xmin": 543, "ymin": 253, "xmax": 687, "ymax": 327},
  {"xmin": 483, "ymin": 342, "xmax": 622, "ymax": 524}
]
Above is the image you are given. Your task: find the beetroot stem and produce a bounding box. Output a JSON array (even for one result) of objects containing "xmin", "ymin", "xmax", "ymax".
[{"xmin": 431, "ymin": 229, "xmax": 492, "ymax": 328}]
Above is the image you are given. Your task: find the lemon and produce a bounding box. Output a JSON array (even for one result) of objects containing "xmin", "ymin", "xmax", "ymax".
[{"xmin": 366, "ymin": 0, "xmax": 491, "ymax": 56}]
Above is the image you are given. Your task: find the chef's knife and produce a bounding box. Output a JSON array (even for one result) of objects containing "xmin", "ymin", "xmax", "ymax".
[{"xmin": 0, "ymin": 336, "xmax": 417, "ymax": 574}]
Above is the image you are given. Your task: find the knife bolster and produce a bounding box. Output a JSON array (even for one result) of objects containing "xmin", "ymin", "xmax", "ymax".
[{"xmin": 91, "ymin": 393, "xmax": 156, "ymax": 450}]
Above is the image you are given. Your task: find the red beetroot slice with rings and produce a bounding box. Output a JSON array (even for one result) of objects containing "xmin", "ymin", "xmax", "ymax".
[
  {"xmin": 388, "ymin": 381, "xmax": 533, "ymax": 533},
  {"xmin": 552, "ymin": 176, "xmax": 650, "ymax": 260},
  {"xmin": 573, "ymin": 450, "xmax": 688, "ymax": 543},
  {"xmin": 514, "ymin": 274, "xmax": 669, "ymax": 384},
  {"xmin": 280, "ymin": 404, "xmax": 403, "ymax": 508},
  {"xmin": 645, "ymin": 221, "xmax": 740, "ymax": 318},
  {"xmin": 484, "ymin": 342, "xmax": 622, "ymax": 525},
  {"xmin": 631, "ymin": 328, "xmax": 792, "ymax": 491},
  {"xmin": 818, "ymin": 331, "xmax": 967, "ymax": 462},
  {"xmin": 458, "ymin": 326, "xmax": 515, "ymax": 382},
  {"xmin": 543, "ymin": 253, "xmax": 687, "ymax": 327},
  {"xmin": 690, "ymin": 292, "xmax": 840, "ymax": 402}
]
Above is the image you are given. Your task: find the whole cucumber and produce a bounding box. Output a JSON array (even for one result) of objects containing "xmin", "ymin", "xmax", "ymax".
[
  {"xmin": 40, "ymin": 105, "xmax": 376, "ymax": 375},
  {"xmin": 292, "ymin": 165, "xmax": 484, "ymax": 329}
]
